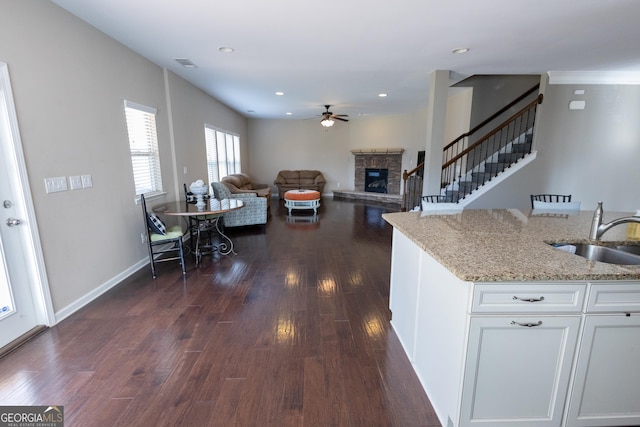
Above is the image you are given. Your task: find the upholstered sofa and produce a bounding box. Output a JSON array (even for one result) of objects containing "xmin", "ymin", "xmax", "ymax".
[
  {"xmin": 274, "ymin": 170, "xmax": 326, "ymax": 198},
  {"xmin": 211, "ymin": 182, "xmax": 268, "ymax": 228},
  {"xmin": 221, "ymin": 173, "xmax": 271, "ymax": 198}
]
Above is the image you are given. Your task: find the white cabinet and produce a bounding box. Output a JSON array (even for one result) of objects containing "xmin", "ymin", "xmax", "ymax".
[
  {"xmin": 472, "ymin": 283, "xmax": 586, "ymax": 313},
  {"xmin": 388, "ymin": 230, "xmax": 422, "ymax": 359},
  {"xmin": 386, "ymin": 230, "xmax": 640, "ymax": 427},
  {"xmin": 460, "ymin": 316, "xmax": 581, "ymax": 426},
  {"xmin": 459, "ymin": 282, "xmax": 583, "ymax": 427},
  {"xmin": 565, "ymin": 282, "xmax": 640, "ymax": 427},
  {"xmin": 565, "ymin": 315, "xmax": 640, "ymax": 427}
]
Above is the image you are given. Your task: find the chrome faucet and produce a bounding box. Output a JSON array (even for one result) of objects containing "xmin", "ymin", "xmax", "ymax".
[{"xmin": 590, "ymin": 201, "xmax": 640, "ymax": 240}]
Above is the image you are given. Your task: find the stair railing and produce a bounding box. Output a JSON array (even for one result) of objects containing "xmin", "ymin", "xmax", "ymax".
[
  {"xmin": 402, "ymin": 164, "xmax": 424, "ymax": 211},
  {"xmin": 440, "ymin": 93, "xmax": 543, "ymax": 200},
  {"xmin": 401, "ymin": 84, "xmax": 542, "ymax": 210},
  {"xmin": 441, "ymin": 84, "xmax": 540, "ymax": 172}
]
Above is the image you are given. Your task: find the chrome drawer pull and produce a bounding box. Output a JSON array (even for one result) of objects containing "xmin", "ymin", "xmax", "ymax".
[
  {"xmin": 511, "ymin": 320, "xmax": 543, "ymax": 327},
  {"xmin": 512, "ymin": 296, "xmax": 545, "ymax": 303}
]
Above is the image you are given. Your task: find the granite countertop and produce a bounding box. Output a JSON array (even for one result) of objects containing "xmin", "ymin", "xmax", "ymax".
[{"xmin": 382, "ymin": 209, "xmax": 640, "ymax": 282}]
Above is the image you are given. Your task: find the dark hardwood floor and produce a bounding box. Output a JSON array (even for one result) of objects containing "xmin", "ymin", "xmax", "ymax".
[{"xmin": 0, "ymin": 198, "xmax": 441, "ymax": 426}]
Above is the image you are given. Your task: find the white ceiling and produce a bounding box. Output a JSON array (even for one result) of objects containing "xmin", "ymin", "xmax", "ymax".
[{"xmin": 52, "ymin": 0, "xmax": 640, "ymax": 120}]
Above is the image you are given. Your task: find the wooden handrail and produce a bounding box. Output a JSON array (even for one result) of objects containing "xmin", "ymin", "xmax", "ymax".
[
  {"xmin": 403, "ymin": 162, "xmax": 425, "ymax": 180},
  {"xmin": 442, "ymin": 94, "xmax": 543, "ymax": 170},
  {"xmin": 442, "ymin": 84, "xmax": 540, "ymax": 152}
]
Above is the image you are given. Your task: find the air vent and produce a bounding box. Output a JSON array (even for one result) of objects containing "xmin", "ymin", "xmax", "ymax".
[{"xmin": 174, "ymin": 58, "xmax": 197, "ymax": 68}]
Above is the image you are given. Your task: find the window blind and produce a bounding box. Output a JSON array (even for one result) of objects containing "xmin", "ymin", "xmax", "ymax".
[
  {"xmin": 124, "ymin": 100, "xmax": 163, "ymax": 196},
  {"xmin": 205, "ymin": 124, "xmax": 240, "ymax": 184}
]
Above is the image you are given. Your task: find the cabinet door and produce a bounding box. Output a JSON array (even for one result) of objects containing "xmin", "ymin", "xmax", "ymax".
[
  {"xmin": 565, "ymin": 315, "xmax": 640, "ymax": 427},
  {"xmin": 459, "ymin": 316, "xmax": 580, "ymax": 427}
]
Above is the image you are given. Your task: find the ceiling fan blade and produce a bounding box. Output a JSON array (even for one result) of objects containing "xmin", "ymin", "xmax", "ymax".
[
  {"xmin": 333, "ymin": 114, "xmax": 349, "ymax": 117},
  {"xmin": 334, "ymin": 117, "xmax": 349, "ymax": 122}
]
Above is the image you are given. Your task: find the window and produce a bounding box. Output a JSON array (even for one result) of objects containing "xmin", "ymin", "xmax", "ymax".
[
  {"xmin": 124, "ymin": 100, "xmax": 163, "ymax": 196},
  {"xmin": 205, "ymin": 124, "xmax": 240, "ymax": 183}
]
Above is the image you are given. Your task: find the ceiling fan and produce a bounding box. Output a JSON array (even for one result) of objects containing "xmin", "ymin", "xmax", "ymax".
[{"xmin": 320, "ymin": 105, "xmax": 349, "ymax": 127}]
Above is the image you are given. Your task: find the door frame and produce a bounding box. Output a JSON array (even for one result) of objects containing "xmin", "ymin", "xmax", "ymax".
[{"xmin": 1, "ymin": 62, "xmax": 54, "ymax": 327}]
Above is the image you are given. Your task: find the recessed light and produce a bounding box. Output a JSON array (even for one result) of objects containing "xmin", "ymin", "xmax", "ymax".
[
  {"xmin": 285, "ymin": 112, "xmax": 292, "ymax": 115},
  {"xmin": 275, "ymin": 91, "xmax": 285, "ymax": 96},
  {"xmin": 378, "ymin": 93, "xmax": 388, "ymax": 97},
  {"xmin": 218, "ymin": 46, "xmax": 234, "ymax": 53},
  {"xmin": 452, "ymin": 48, "xmax": 469, "ymax": 54}
]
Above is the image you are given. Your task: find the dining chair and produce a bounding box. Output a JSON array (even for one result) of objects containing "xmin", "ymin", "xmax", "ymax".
[
  {"xmin": 141, "ymin": 193, "xmax": 187, "ymax": 278},
  {"xmin": 420, "ymin": 195, "xmax": 463, "ymax": 213},
  {"xmin": 530, "ymin": 194, "xmax": 572, "ymax": 209},
  {"xmin": 422, "ymin": 195, "xmax": 451, "ymax": 203}
]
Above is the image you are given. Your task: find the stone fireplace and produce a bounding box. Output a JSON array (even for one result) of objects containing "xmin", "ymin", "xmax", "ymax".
[{"xmin": 352, "ymin": 148, "xmax": 404, "ymax": 195}]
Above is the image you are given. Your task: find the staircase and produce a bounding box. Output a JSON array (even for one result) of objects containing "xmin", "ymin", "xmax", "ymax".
[{"xmin": 403, "ymin": 85, "xmax": 543, "ymax": 210}]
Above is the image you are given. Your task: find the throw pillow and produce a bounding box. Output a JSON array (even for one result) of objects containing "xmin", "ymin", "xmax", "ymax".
[{"xmin": 147, "ymin": 213, "xmax": 167, "ymax": 235}]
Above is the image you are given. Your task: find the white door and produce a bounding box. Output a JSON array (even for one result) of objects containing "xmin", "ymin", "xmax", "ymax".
[{"xmin": 0, "ymin": 62, "xmax": 52, "ymax": 349}]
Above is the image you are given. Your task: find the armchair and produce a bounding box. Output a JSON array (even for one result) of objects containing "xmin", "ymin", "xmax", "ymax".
[
  {"xmin": 221, "ymin": 173, "xmax": 271, "ymax": 197},
  {"xmin": 211, "ymin": 182, "xmax": 268, "ymax": 228}
]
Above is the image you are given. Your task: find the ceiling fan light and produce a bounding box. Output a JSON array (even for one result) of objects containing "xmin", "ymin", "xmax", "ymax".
[{"xmin": 321, "ymin": 118, "xmax": 335, "ymax": 127}]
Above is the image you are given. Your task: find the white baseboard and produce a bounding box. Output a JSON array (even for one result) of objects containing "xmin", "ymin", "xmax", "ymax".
[{"xmin": 54, "ymin": 258, "xmax": 148, "ymax": 323}]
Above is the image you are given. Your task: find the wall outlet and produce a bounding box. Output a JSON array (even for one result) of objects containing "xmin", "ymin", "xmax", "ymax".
[{"xmin": 140, "ymin": 233, "xmax": 147, "ymax": 244}]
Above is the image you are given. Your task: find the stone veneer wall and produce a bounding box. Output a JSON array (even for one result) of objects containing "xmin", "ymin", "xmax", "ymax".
[{"xmin": 352, "ymin": 149, "xmax": 404, "ymax": 195}]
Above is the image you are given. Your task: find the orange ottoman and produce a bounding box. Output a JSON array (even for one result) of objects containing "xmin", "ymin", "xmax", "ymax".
[{"xmin": 284, "ymin": 190, "xmax": 320, "ymax": 214}]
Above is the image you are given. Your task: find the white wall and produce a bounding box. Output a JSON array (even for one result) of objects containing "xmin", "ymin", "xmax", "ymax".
[
  {"xmin": 248, "ymin": 109, "xmax": 428, "ymax": 196},
  {"xmin": 445, "ymin": 88, "xmax": 473, "ymax": 143},
  {"xmin": 166, "ymin": 72, "xmax": 249, "ymax": 193},
  {"xmin": 2, "ymin": 0, "xmax": 638, "ymax": 321},
  {"xmin": 467, "ymin": 75, "xmax": 640, "ymax": 212},
  {"xmin": 0, "ymin": 1, "xmax": 247, "ymax": 315}
]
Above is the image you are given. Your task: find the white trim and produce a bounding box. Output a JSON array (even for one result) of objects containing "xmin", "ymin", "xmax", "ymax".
[
  {"xmin": 124, "ymin": 99, "xmax": 157, "ymax": 114},
  {"xmin": 0, "ymin": 63, "xmax": 55, "ymax": 326},
  {"xmin": 204, "ymin": 123, "xmax": 240, "ymax": 137},
  {"xmin": 54, "ymin": 258, "xmax": 147, "ymax": 323},
  {"xmin": 456, "ymin": 151, "xmax": 538, "ymax": 207},
  {"xmin": 164, "ymin": 68, "xmax": 181, "ymax": 199},
  {"xmin": 134, "ymin": 191, "xmax": 166, "ymax": 205},
  {"xmin": 547, "ymin": 71, "xmax": 640, "ymax": 85}
]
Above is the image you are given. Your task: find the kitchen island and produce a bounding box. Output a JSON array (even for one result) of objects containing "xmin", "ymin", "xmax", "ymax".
[{"xmin": 382, "ymin": 208, "xmax": 640, "ymax": 427}]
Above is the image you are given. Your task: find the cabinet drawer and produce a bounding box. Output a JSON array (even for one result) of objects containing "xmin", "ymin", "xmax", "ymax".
[
  {"xmin": 472, "ymin": 283, "xmax": 586, "ymax": 313},
  {"xmin": 586, "ymin": 282, "xmax": 640, "ymax": 313}
]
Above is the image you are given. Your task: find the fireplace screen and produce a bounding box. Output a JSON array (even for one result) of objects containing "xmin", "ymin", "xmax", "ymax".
[{"xmin": 364, "ymin": 168, "xmax": 388, "ymax": 193}]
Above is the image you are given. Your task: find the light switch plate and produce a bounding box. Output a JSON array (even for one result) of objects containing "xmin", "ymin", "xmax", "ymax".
[
  {"xmin": 69, "ymin": 175, "xmax": 82, "ymax": 190},
  {"xmin": 81, "ymin": 174, "xmax": 93, "ymax": 188},
  {"xmin": 44, "ymin": 176, "xmax": 68, "ymax": 194}
]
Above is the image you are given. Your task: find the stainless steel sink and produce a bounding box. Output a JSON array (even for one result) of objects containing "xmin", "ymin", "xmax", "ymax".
[
  {"xmin": 615, "ymin": 245, "xmax": 640, "ymax": 256},
  {"xmin": 573, "ymin": 244, "xmax": 640, "ymax": 265}
]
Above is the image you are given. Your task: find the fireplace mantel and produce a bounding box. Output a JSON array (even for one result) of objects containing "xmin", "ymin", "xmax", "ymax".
[{"xmin": 351, "ymin": 148, "xmax": 404, "ymax": 155}]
